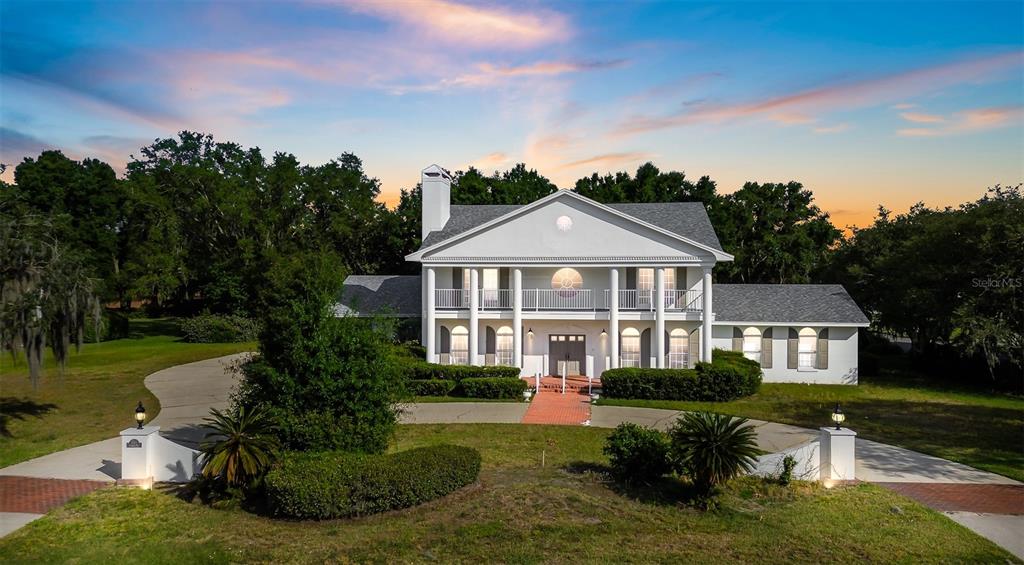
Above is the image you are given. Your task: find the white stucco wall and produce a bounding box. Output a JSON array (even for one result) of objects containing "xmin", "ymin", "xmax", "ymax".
[{"xmin": 711, "ymin": 324, "xmax": 860, "ymax": 385}]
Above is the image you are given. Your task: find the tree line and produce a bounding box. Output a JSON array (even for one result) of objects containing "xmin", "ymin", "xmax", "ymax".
[{"xmin": 2, "ymin": 131, "xmax": 1020, "ymax": 382}]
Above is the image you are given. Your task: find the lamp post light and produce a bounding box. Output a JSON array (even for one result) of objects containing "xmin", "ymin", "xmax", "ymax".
[
  {"xmin": 134, "ymin": 401, "xmax": 147, "ymax": 429},
  {"xmin": 831, "ymin": 402, "xmax": 845, "ymax": 430}
]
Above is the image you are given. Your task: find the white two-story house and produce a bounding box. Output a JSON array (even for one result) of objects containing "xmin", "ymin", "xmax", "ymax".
[{"xmin": 339, "ymin": 165, "xmax": 869, "ymax": 385}]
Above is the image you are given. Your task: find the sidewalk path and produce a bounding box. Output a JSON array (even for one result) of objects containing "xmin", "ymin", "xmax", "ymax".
[
  {"xmin": 521, "ymin": 389, "xmax": 591, "ymax": 425},
  {"xmin": 0, "ymin": 353, "xmax": 248, "ymax": 538}
]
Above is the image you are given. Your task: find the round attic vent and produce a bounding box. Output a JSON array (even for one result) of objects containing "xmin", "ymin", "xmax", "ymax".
[{"xmin": 556, "ymin": 215, "xmax": 573, "ymax": 232}]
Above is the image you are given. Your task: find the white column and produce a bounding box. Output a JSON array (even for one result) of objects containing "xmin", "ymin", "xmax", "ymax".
[
  {"xmin": 609, "ymin": 267, "xmax": 619, "ymax": 369},
  {"xmin": 469, "ymin": 267, "xmax": 479, "ymax": 365},
  {"xmin": 655, "ymin": 267, "xmax": 665, "ymax": 368},
  {"xmin": 702, "ymin": 266, "xmax": 713, "ymax": 362},
  {"xmin": 513, "ymin": 268, "xmax": 523, "ymax": 369},
  {"xmin": 425, "ymin": 268, "xmax": 436, "ymax": 363}
]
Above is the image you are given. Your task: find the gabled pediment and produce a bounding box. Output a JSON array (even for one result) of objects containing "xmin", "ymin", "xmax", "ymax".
[{"xmin": 407, "ymin": 191, "xmax": 731, "ymax": 263}]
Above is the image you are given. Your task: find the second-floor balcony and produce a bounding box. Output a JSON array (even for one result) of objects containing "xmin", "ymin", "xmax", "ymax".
[{"xmin": 435, "ymin": 288, "xmax": 703, "ymax": 312}]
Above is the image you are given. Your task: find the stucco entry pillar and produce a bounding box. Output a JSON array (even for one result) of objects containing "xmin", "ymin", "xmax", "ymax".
[
  {"xmin": 701, "ymin": 266, "xmax": 713, "ymax": 362},
  {"xmin": 469, "ymin": 268, "xmax": 479, "ymax": 365},
  {"xmin": 425, "ymin": 267, "xmax": 436, "ymax": 363},
  {"xmin": 820, "ymin": 427, "xmax": 857, "ymax": 481},
  {"xmin": 655, "ymin": 267, "xmax": 665, "ymax": 368},
  {"xmin": 513, "ymin": 268, "xmax": 523, "ymax": 369},
  {"xmin": 609, "ymin": 267, "xmax": 619, "ymax": 369}
]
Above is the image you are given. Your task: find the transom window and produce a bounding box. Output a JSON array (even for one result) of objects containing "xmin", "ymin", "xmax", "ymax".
[
  {"xmin": 621, "ymin": 327, "xmax": 640, "ymax": 368},
  {"xmin": 742, "ymin": 327, "xmax": 762, "ymax": 363},
  {"xmin": 798, "ymin": 327, "xmax": 817, "ymax": 369},
  {"xmin": 496, "ymin": 326, "xmax": 513, "ymax": 366},
  {"xmin": 450, "ymin": 325, "xmax": 469, "ymax": 365},
  {"xmin": 668, "ymin": 328, "xmax": 689, "ymax": 368}
]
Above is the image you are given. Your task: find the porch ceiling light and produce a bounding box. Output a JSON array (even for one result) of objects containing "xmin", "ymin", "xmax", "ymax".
[
  {"xmin": 134, "ymin": 401, "xmax": 147, "ymax": 429},
  {"xmin": 600, "ymin": 328, "xmax": 607, "ymax": 336},
  {"xmin": 831, "ymin": 402, "xmax": 845, "ymax": 430},
  {"xmin": 528, "ymin": 328, "xmax": 534, "ymax": 337}
]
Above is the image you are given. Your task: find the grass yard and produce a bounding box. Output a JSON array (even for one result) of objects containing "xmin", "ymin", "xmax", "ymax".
[
  {"xmin": 0, "ymin": 424, "xmax": 1015, "ymax": 564},
  {"xmin": 598, "ymin": 374, "xmax": 1024, "ymax": 482},
  {"xmin": 0, "ymin": 319, "xmax": 253, "ymax": 468}
]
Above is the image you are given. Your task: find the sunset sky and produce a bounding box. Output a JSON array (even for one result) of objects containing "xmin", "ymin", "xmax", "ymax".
[{"xmin": 2, "ymin": 1, "xmax": 1022, "ymax": 228}]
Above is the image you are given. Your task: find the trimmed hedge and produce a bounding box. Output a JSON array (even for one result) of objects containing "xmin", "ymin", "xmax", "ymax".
[
  {"xmin": 403, "ymin": 362, "xmax": 520, "ymax": 381},
  {"xmin": 458, "ymin": 377, "xmax": 528, "ymax": 399},
  {"xmin": 181, "ymin": 314, "xmax": 259, "ymax": 343},
  {"xmin": 407, "ymin": 379, "xmax": 456, "ymax": 397},
  {"xmin": 601, "ymin": 349, "xmax": 761, "ymax": 401},
  {"xmin": 264, "ymin": 445, "xmax": 481, "ymax": 519}
]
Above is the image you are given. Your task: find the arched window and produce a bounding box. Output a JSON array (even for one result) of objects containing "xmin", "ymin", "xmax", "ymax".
[
  {"xmin": 668, "ymin": 328, "xmax": 689, "ymax": 368},
  {"xmin": 451, "ymin": 325, "xmax": 469, "ymax": 365},
  {"xmin": 496, "ymin": 326, "xmax": 513, "ymax": 366},
  {"xmin": 798, "ymin": 327, "xmax": 817, "ymax": 369},
  {"xmin": 621, "ymin": 327, "xmax": 641, "ymax": 368},
  {"xmin": 743, "ymin": 327, "xmax": 762, "ymax": 363},
  {"xmin": 551, "ymin": 268, "xmax": 583, "ymax": 298}
]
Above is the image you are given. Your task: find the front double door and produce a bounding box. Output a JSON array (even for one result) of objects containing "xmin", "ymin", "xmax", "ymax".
[{"xmin": 549, "ymin": 334, "xmax": 586, "ymax": 376}]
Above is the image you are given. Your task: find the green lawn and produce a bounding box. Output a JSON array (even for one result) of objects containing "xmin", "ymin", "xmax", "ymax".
[
  {"xmin": 598, "ymin": 374, "xmax": 1024, "ymax": 482},
  {"xmin": 0, "ymin": 424, "xmax": 1015, "ymax": 564},
  {"xmin": 0, "ymin": 319, "xmax": 253, "ymax": 468}
]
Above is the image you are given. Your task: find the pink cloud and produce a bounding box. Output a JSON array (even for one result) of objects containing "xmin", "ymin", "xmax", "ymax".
[
  {"xmin": 558, "ymin": 152, "xmax": 654, "ymax": 170},
  {"xmin": 615, "ymin": 50, "xmax": 1024, "ymax": 136},
  {"xmin": 900, "ymin": 112, "xmax": 945, "ymax": 123},
  {"xmin": 470, "ymin": 152, "xmax": 511, "ymax": 170},
  {"xmin": 335, "ymin": 0, "xmax": 571, "ymax": 49},
  {"xmin": 392, "ymin": 59, "xmax": 624, "ymax": 92},
  {"xmin": 813, "ymin": 123, "xmax": 850, "ymax": 134},
  {"xmin": 897, "ymin": 105, "xmax": 1023, "ymax": 137}
]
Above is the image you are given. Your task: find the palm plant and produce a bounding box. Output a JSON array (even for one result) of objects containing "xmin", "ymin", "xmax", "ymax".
[
  {"xmin": 669, "ymin": 412, "xmax": 759, "ymax": 497},
  {"xmin": 200, "ymin": 405, "xmax": 279, "ymax": 488}
]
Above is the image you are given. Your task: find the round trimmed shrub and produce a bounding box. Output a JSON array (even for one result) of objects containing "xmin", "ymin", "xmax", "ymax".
[
  {"xmin": 265, "ymin": 445, "xmax": 481, "ymax": 519},
  {"xmin": 603, "ymin": 422, "xmax": 671, "ymax": 483}
]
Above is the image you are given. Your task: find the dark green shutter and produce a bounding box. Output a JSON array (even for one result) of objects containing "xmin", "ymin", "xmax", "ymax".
[
  {"xmin": 640, "ymin": 329, "xmax": 651, "ymax": 368},
  {"xmin": 452, "ymin": 268, "xmax": 463, "ymax": 289},
  {"xmin": 499, "ymin": 268, "xmax": 509, "ymax": 290},
  {"xmin": 761, "ymin": 328, "xmax": 773, "ymax": 368},
  {"xmin": 440, "ymin": 326, "xmax": 450, "ymax": 355},
  {"xmin": 787, "ymin": 328, "xmax": 798, "ymax": 369},
  {"xmin": 626, "ymin": 268, "xmax": 637, "ymax": 290},
  {"xmin": 817, "ymin": 328, "xmax": 829, "ymax": 369},
  {"xmin": 732, "ymin": 327, "xmax": 743, "ymax": 351}
]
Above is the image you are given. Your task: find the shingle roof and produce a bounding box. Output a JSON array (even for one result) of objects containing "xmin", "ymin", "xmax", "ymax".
[
  {"xmin": 418, "ymin": 199, "xmax": 724, "ymax": 252},
  {"xmin": 713, "ymin": 284, "xmax": 869, "ymax": 325},
  {"xmin": 336, "ymin": 275, "xmax": 421, "ymax": 317}
]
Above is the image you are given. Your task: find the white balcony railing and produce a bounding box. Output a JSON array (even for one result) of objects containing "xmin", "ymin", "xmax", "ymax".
[
  {"xmin": 618, "ymin": 289, "xmax": 702, "ymax": 311},
  {"xmin": 479, "ymin": 289, "xmax": 512, "ymax": 310},
  {"xmin": 435, "ymin": 288, "xmax": 702, "ymax": 311},
  {"xmin": 523, "ymin": 288, "xmax": 596, "ymax": 310},
  {"xmin": 436, "ymin": 289, "xmax": 469, "ymax": 309},
  {"xmin": 664, "ymin": 289, "xmax": 703, "ymax": 311}
]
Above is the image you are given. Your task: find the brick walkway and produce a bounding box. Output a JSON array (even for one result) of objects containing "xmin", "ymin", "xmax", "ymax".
[
  {"xmin": 0, "ymin": 476, "xmax": 108, "ymax": 514},
  {"xmin": 521, "ymin": 389, "xmax": 592, "ymax": 425},
  {"xmin": 877, "ymin": 482, "xmax": 1024, "ymax": 515}
]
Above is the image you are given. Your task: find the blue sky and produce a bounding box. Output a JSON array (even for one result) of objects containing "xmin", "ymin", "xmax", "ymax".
[{"xmin": 2, "ymin": 0, "xmax": 1021, "ymax": 227}]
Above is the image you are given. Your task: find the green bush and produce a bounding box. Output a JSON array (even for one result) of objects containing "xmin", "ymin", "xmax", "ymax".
[
  {"xmin": 458, "ymin": 377, "xmax": 528, "ymax": 399},
  {"xmin": 236, "ymin": 252, "xmax": 404, "ymax": 454},
  {"xmin": 408, "ymin": 379, "xmax": 456, "ymax": 397},
  {"xmin": 265, "ymin": 445, "xmax": 481, "ymax": 519},
  {"xmin": 402, "ymin": 361, "xmax": 521, "ymax": 381},
  {"xmin": 181, "ymin": 314, "xmax": 259, "ymax": 343},
  {"xmin": 601, "ymin": 349, "xmax": 761, "ymax": 401},
  {"xmin": 603, "ymin": 423, "xmax": 671, "ymax": 484},
  {"xmin": 669, "ymin": 412, "xmax": 759, "ymax": 498}
]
